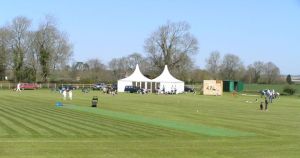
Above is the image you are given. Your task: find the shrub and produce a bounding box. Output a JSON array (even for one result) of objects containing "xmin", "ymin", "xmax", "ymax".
[{"xmin": 283, "ymin": 85, "xmax": 296, "ymax": 95}]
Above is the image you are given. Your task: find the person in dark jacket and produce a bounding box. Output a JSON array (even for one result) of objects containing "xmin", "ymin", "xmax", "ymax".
[
  {"xmin": 260, "ymin": 102, "xmax": 264, "ymax": 111},
  {"xmin": 265, "ymin": 97, "xmax": 268, "ymax": 111}
]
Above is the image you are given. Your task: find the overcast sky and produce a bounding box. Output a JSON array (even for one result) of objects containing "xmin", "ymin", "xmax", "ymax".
[{"xmin": 1, "ymin": 0, "xmax": 300, "ymax": 75}]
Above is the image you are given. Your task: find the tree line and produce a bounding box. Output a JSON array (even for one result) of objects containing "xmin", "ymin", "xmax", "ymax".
[
  {"xmin": 0, "ymin": 16, "xmax": 72, "ymax": 82},
  {"xmin": 204, "ymin": 51, "xmax": 281, "ymax": 84},
  {"xmin": 0, "ymin": 17, "xmax": 283, "ymax": 84}
]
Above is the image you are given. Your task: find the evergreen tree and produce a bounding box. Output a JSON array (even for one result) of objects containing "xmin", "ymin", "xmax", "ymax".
[{"xmin": 286, "ymin": 74, "xmax": 293, "ymax": 85}]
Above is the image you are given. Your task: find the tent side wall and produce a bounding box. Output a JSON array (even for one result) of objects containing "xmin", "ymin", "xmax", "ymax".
[
  {"xmin": 117, "ymin": 80, "xmax": 132, "ymax": 92},
  {"xmin": 177, "ymin": 82, "xmax": 184, "ymax": 93}
]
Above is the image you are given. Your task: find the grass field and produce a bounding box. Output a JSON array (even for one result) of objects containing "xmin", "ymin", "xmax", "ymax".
[{"xmin": 0, "ymin": 89, "xmax": 300, "ymax": 157}]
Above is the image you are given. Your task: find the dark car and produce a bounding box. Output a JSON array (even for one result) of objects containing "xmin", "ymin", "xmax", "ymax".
[
  {"xmin": 92, "ymin": 83, "xmax": 106, "ymax": 90},
  {"xmin": 58, "ymin": 85, "xmax": 76, "ymax": 91},
  {"xmin": 184, "ymin": 86, "xmax": 195, "ymax": 92},
  {"xmin": 19, "ymin": 83, "xmax": 39, "ymax": 90},
  {"xmin": 124, "ymin": 86, "xmax": 140, "ymax": 93}
]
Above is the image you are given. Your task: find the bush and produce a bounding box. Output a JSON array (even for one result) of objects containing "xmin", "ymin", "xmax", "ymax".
[{"xmin": 283, "ymin": 85, "xmax": 296, "ymax": 95}]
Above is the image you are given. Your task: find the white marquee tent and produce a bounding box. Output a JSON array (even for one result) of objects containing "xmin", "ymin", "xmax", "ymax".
[
  {"xmin": 117, "ymin": 64, "xmax": 152, "ymax": 92},
  {"xmin": 151, "ymin": 65, "xmax": 184, "ymax": 94}
]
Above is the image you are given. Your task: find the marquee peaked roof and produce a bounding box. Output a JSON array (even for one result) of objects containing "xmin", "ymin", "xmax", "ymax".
[
  {"xmin": 152, "ymin": 65, "xmax": 183, "ymax": 83},
  {"xmin": 119, "ymin": 64, "xmax": 151, "ymax": 82}
]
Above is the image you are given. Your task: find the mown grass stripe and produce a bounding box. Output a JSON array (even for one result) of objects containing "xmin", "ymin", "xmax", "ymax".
[
  {"xmin": 0, "ymin": 108, "xmax": 39, "ymax": 136},
  {"xmin": 46, "ymin": 106, "xmax": 199, "ymax": 137},
  {"xmin": 44, "ymin": 107, "xmax": 192, "ymax": 137},
  {"xmin": 0, "ymin": 116, "xmax": 15, "ymax": 136},
  {"xmin": 0, "ymin": 105, "xmax": 92, "ymax": 137},
  {"xmin": 62, "ymin": 104, "xmax": 255, "ymax": 137},
  {"xmin": 0, "ymin": 107, "xmax": 55, "ymax": 137},
  {"xmin": 19, "ymin": 104, "xmax": 161, "ymax": 137},
  {"xmin": 20, "ymin": 106, "xmax": 138, "ymax": 137},
  {"xmin": 23, "ymin": 105, "xmax": 183, "ymax": 137},
  {"xmin": 21, "ymin": 104, "xmax": 188, "ymax": 137},
  {"xmin": 0, "ymin": 105, "xmax": 69, "ymax": 137},
  {"xmin": 9, "ymin": 107, "xmax": 100, "ymax": 137}
]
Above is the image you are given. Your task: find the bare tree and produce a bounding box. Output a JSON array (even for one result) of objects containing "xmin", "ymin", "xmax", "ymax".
[
  {"xmin": 190, "ymin": 68, "xmax": 211, "ymax": 83},
  {"xmin": 34, "ymin": 16, "xmax": 72, "ymax": 82},
  {"xmin": 108, "ymin": 52, "xmax": 150, "ymax": 80},
  {"xmin": 219, "ymin": 54, "xmax": 245, "ymax": 80},
  {"xmin": 0, "ymin": 27, "xmax": 12, "ymax": 80},
  {"xmin": 24, "ymin": 31, "xmax": 39, "ymax": 82},
  {"xmin": 0, "ymin": 16, "xmax": 72, "ymax": 82},
  {"xmin": 70, "ymin": 61, "xmax": 89, "ymax": 80},
  {"xmin": 205, "ymin": 51, "xmax": 221, "ymax": 79},
  {"xmin": 108, "ymin": 57, "xmax": 129, "ymax": 79},
  {"xmin": 85, "ymin": 59, "xmax": 108, "ymax": 82},
  {"xmin": 35, "ymin": 17, "xmax": 57, "ymax": 82},
  {"xmin": 144, "ymin": 21, "xmax": 198, "ymax": 73},
  {"xmin": 262, "ymin": 62, "xmax": 280, "ymax": 84},
  {"xmin": 172, "ymin": 53, "xmax": 194, "ymax": 81},
  {"xmin": 127, "ymin": 53, "xmax": 146, "ymax": 71},
  {"xmin": 246, "ymin": 61, "xmax": 264, "ymax": 83},
  {"xmin": 10, "ymin": 16, "xmax": 31, "ymax": 82}
]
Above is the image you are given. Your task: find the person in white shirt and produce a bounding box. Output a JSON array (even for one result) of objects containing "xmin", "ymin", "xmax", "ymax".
[
  {"xmin": 62, "ymin": 90, "xmax": 67, "ymax": 100},
  {"xmin": 68, "ymin": 90, "xmax": 73, "ymax": 100},
  {"xmin": 16, "ymin": 82, "xmax": 21, "ymax": 91}
]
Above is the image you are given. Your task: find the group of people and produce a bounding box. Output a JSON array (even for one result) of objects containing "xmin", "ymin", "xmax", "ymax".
[
  {"xmin": 259, "ymin": 89, "xmax": 280, "ymax": 111},
  {"xmin": 61, "ymin": 88, "xmax": 73, "ymax": 100},
  {"xmin": 156, "ymin": 86, "xmax": 177, "ymax": 95},
  {"xmin": 259, "ymin": 97, "xmax": 270, "ymax": 111},
  {"xmin": 102, "ymin": 87, "xmax": 118, "ymax": 95},
  {"xmin": 260, "ymin": 89, "xmax": 280, "ymax": 103},
  {"xmin": 138, "ymin": 88, "xmax": 150, "ymax": 94}
]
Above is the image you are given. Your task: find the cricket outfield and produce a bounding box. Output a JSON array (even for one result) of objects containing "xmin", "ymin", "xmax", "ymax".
[{"xmin": 0, "ymin": 89, "xmax": 299, "ymax": 158}]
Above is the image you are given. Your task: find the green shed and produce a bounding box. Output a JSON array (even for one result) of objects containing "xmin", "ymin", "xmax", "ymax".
[
  {"xmin": 223, "ymin": 80, "xmax": 244, "ymax": 92},
  {"xmin": 223, "ymin": 80, "xmax": 234, "ymax": 92},
  {"xmin": 235, "ymin": 81, "xmax": 244, "ymax": 92}
]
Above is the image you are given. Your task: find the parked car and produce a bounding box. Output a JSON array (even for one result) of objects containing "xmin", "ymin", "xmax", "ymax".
[
  {"xmin": 19, "ymin": 83, "xmax": 39, "ymax": 90},
  {"xmin": 92, "ymin": 83, "xmax": 106, "ymax": 90},
  {"xmin": 58, "ymin": 85, "xmax": 76, "ymax": 91},
  {"xmin": 184, "ymin": 86, "xmax": 195, "ymax": 92},
  {"xmin": 124, "ymin": 86, "xmax": 140, "ymax": 93}
]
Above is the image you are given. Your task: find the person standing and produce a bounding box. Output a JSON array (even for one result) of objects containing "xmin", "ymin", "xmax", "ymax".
[
  {"xmin": 265, "ymin": 97, "xmax": 268, "ymax": 111},
  {"xmin": 62, "ymin": 90, "xmax": 67, "ymax": 100},
  {"xmin": 269, "ymin": 95, "xmax": 273, "ymax": 103},
  {"xmin": 174, "ymin": 86, "xmax": 177, "ymax": 94},
  {"xmin": 16, "ymin": 82, "xmax": 21, "ymax": 92},
  {"xmin": 68, "ymin": 89, "xmax": 73, "ymax": 100},
  {"xmin": 260, "ymin": 102, "xmax": 264, "ymax": 111}
]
